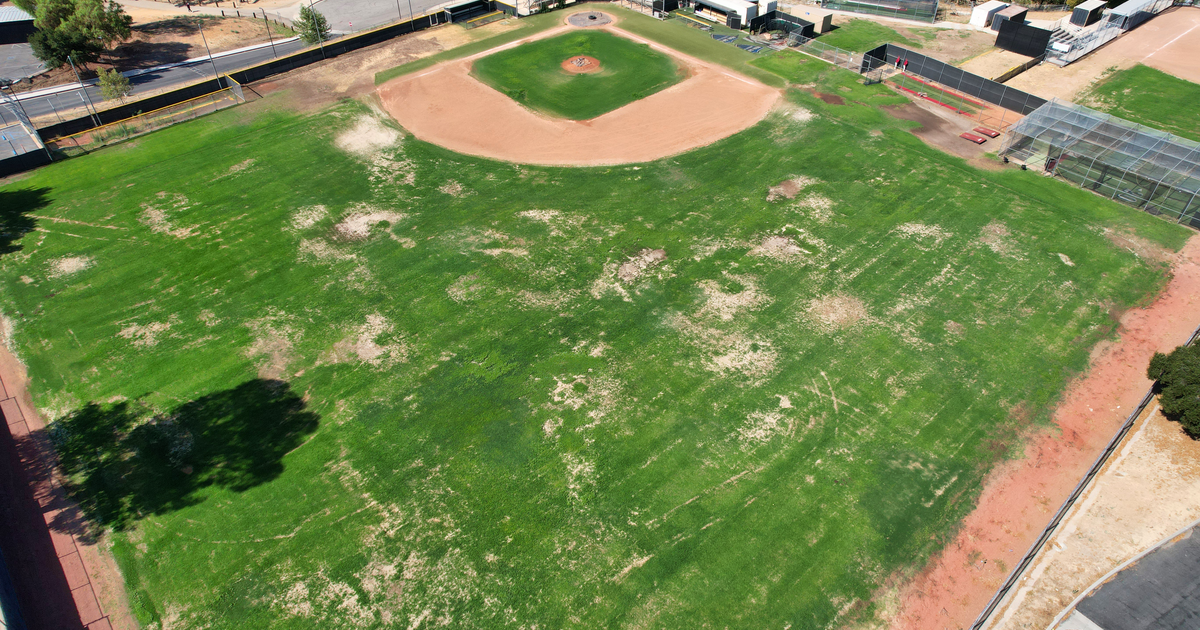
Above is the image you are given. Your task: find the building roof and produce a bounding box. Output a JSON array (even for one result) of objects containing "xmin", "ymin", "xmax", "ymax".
[
  {"xmin": 974, "ymin": 0, "xmax": 1009, "ymax": 11},
  {"xmin": 0, "ymin": 6, "xmax": 34, "ymax": 23},
  {"xmin": 995, "ymin": 5, "xmax": 1028, "ymax": 18},
  {"xmin": 696, "ymin": 0, "xmax": 755, "ymax": 13},
  {"xmin": 1075, "ymin": 0, "xmax": 1106, "ymax": 11}
]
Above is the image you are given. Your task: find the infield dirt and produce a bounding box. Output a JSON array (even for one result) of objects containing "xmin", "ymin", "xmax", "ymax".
[{"xmin": 377, "ymin": 18, "xmax": 780, "ymax": 166}]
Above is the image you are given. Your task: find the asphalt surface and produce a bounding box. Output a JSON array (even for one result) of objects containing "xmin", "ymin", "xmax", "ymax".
[
  {"xmin": 13, "ymin": 0, "xmax": 455, "ymax": 123},
  {"xmin": 0, "ymin": 123, "xmax": 40, "ymax": 157},
  {"xmin": 15, "ymin": 37, "xmax": 307, "ymax": 122},
  {"xmin": 1066, "ymin": 524, "xmax": 1200, "ymax": 630},
  {"xmin": 0, "ymin": 43, "xmax": 45, "ymax": 82}
]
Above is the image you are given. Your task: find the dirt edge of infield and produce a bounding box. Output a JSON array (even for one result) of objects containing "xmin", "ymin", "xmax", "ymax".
[
  {"xmin": 376, "ymin": 22, "xmax": 781, "ymax": 166},
  {"xmin": 885, "ymin": 234, "xmax": 1200, "ymax": 630}
]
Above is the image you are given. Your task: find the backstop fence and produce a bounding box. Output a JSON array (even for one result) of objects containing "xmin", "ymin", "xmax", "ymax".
[
  {"xmin": 999, "ymin": 99, "xmax": 1200, "ymax": 227},
  {"xmin": 43, "ymin": 77, "xmax": 245, "ymax": 158},
  {"xmin": 787, "ymin": 33, "xmax": 865, "ymax": 72},
  {"xmin": 864, "ymin": 44, "xmax": 1047, "ymax": 115}
]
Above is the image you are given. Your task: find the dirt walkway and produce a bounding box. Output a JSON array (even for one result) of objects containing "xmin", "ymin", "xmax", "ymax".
[
  {"xmin": 376, "ymin": 17, "xmax": 781, "ymax": 166},
  {"xmin": 988, "ymin": 403, "xmax": 1200, "ymax": 630},
  {"xmin": 886, "ymin": 234, "xmax": 1200, "ymax": 630},
  {"xmin": 0, "ymin": 345, "xmax": 137, "ymax": 630},
  {"xmin": 1006, "ymin": 6, "xmax": 1200, "ymax": 102}
]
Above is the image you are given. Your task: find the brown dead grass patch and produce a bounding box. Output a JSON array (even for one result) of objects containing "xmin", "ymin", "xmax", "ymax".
[
  {"xmin": 334, "ymin": 116, "xmax": 401, "ymax": 157},
  {"xmin": 807, "ymin": 294, "xmax": 868, "ymax": 332},
  {"xmin": 321, "ymin": 314, "xmax": 408, "ymax": 369},
  {"xmin": 245, "ymin": 311, "xmax": 300, "ymax": 379},
  {"xmin": 977, "ymin": 220, "xmax": 1021, "ymax": 258},
  {"xmin": 749, "ymin": 235, "xmax": 807, "ymax": 262},
  {"xmin": 698, "ymin": 274, "xmax": 771, "ymax": 321},
  {"xmin": 767, "ymin": 176, "xmax": 819, "ymax": 202},
  {"xmin": 47, "ymin": 255, "xmax": 95, "ymax": 278},
  {"xmin": 333, "ymin": 206, "xmax": 408, "ymax": 240},
  {"xmin": 1104, "ymin": 228, "xmax": 1174, "ymax": 263},
  {"xmin": 618, "ymin": 248, "xmax": 667, "ymax": 283}
]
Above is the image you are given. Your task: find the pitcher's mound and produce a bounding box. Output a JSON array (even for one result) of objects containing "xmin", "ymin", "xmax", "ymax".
[
  {"xmin": 562, "ymin": 55, "xmax": 601, "ymax": 74},
  {"xmin": 567, "ymin": 11, "xmax": 611, "ymax": 27}
]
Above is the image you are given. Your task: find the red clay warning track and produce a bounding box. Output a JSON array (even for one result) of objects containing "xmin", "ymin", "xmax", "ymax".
[{"xmin": 377, "ymin": 22, "xmax": 781, "ymax": 166}]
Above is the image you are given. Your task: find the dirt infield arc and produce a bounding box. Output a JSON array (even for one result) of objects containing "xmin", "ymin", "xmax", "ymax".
[{"xmin": 377, "ymin": 19, "xmax": 781, "ymax": 166}]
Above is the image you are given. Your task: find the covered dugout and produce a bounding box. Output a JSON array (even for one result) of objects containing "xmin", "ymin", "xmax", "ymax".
[
  {"xmin": 1000, "ymin": 99, "xmax": 1200, "ymax": 227},
  {"xmin": 0, "ymin": 6, "xmax": 35, "ymax": 45}
]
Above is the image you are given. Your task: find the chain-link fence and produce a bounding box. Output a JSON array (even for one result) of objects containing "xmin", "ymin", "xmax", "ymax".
[
  {"xmin": 44, "ymin": 81, "xmax": 244, "ymax": 157},
  {"xmin": 786, "ymin": 33, "xmax": 863, "ymax": 72}
]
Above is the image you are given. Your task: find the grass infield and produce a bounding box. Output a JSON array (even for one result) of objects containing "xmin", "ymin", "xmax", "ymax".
[
  {"xmin": 470, "ymin": 30, "xmax": 684, "ymax": 120},
  {"xmin": 1079, "ymin": 64, "xmax": 1200, "ymax": 143},
  {"xmin": 0, "ymin": 19, "xmax": 1191, "ymax": 630}
]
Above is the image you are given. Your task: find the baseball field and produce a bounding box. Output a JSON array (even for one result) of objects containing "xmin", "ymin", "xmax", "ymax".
[{"xmin": 0, "ymin": 9, "xmax": 1192, "ymax": 630}]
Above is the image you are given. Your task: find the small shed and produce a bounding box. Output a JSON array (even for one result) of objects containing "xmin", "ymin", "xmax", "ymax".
[
  {"xmin": 796, "ymin": 6, "xmax": 833, "ymax": 33},
  {"xmin": 1070, "ymin": 0, "xmax": 1106, "ymax": 26},
  {"xmin": 990, "ymin": 5, "xmax": 1027, "ymax": 31},
  {"xmin": 0, "ymin": 6, "xmax": 35, "ymax": 45},
  {"xmin": 969, "ymin": 0, "xmax": 1008, "ymax": 28}
]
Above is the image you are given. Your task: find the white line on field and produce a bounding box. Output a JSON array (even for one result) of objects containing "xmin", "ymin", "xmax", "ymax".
[{"xmin": 1145, "ymin": 23, "xmax": 1200, "ymax": 59}]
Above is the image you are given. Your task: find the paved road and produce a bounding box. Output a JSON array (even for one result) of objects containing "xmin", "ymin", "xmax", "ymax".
[
  {"xmin": 12, "ymin": 0, "xmax": 455, "ymax": 123},
  {"xmin": 14, "ymin": 37, "xmax": 307, "ymax": 122},
  {"xmin": 307, "ymin": 0, "xmax": 452, "ymax": 35},
  {"xmin": 0, "ymin": 43, "xmax": 45, "ymax": 82}
]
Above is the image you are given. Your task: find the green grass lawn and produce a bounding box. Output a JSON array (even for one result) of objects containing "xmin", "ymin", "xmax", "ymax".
[
  {"xmin": 818, "ymin": 18, "xmax": 920, "ymax": 52},
  {"xmin": 1, "ymin": 21, "xmax": 1192, "ymax": 630},
  {"xmin": 471, "ymin": 30, "xmax": 683, "ymax": 120},
  {"xmin": 1079, "ymin": 64, "xmax": 1200, "ymax": 142}
]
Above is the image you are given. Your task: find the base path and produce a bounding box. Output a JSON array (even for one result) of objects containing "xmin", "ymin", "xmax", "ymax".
[
  {"xmin": 887, "ymin": 234, "xmax": 1200, "ymax": 630},
  {"xmin": 376, "ymin": 16, "xmax": 781, "ymax": 166}
]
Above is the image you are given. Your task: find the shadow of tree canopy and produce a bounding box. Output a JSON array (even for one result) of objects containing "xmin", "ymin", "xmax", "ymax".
[
  {"xmin": 0, "ymin": 188, "xmax": 49, "ymax": 256},
  {"xmin": 48, "ymin": 379, "xmax": 319, "ymax": 533}
]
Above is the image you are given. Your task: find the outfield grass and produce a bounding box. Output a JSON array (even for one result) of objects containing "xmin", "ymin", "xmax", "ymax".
[
  {"xmin": 818, "ymin": 18, "xmax": 920, "ymax": 52},
  {"xmin": 471, "ymin": 30, "xmax": 683, "ymax": 120},
  {"xmin": 1079, "ymin": 64, "xmax": 1200, "ymax": 142},
  {"xmin": 1, "ymin": 24, "xmax": 1192, "ymax": 630}
]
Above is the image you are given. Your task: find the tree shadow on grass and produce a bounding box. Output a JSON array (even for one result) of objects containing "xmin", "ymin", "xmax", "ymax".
[
  {"xmin": 46, "ymin": 379, "xmax": 319, "ymax": 535},
  {"xmin": 0, "ymin": 188, "xmax": 50, "ymax": 256}
]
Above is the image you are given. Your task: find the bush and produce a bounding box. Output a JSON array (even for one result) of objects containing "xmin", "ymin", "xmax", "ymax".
[
  {"xmin": 1147, "ymin": 342, "xmax": 1200, "ymax": 437},
  {"xmin": 295, "ymin": 5, "xmax": 330, "ymax": 45}
]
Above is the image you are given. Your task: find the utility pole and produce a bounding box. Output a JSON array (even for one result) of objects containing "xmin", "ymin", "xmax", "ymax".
[
  {"xmin": 262, "ymin": 11, "xmax": 278, "ymax": 58},
  {"xmin": 309, "ymin": 0, "xmax": 326, "ymax": 59},
  {"xmin": 67, "ymin": 56, "xmax": 101, "ymax": 127},
  {"xmin": 197, "ymin": 18, "xmax": 224, "ymax": 89}
]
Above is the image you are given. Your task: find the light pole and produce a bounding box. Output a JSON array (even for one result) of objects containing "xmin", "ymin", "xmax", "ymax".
[
  {"xmin": 262, "ymin": 11, "xmax": 278, "ymax": 58},
  {"xmin": 308, "ymin": 0, "xmax": 326, "ymax": 59},
  {"xmin": 67, "ymin": 56, "xmax": 101, "ymax": 127},
  {"xmin": 197, "ymin": 18, "xmax": 224, "ymax": 89}
]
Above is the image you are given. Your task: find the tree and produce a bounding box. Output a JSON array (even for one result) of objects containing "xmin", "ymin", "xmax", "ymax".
[
  {"xmin": 21, "ymin": 0, "xmax": 132, "ymax": 69},
  {"xmin": 97, "ymin": 67, "xmax": 131, "ymax": 102},
  {"xmin": 295, "ymin": 5, "xmax": 330, "ymax": 46},
  {"xmin": 1147, "ymin": 343, "xmax": 1200, "ymax": 437}
]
